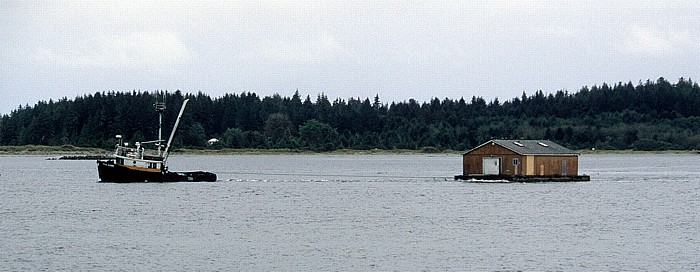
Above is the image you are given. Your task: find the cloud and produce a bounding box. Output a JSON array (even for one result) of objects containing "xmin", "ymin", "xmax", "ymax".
[
  {"xmin": 32, "ymin": 31, "xmax": 189, "ymax": 69},
  {"xmin": 621, "ymin": 25, "xmax": 694, "ymax": 56},
  {"xmin": 105, "ymin": 32, "xmax": 190, "ymax": 66},
  {"xmin": 245, "ymin": 33, "xmax": 347, "ymax": 64},
  {"xmin": 3, "ymin": 0, "xmax": 699, "ymax": 116}
]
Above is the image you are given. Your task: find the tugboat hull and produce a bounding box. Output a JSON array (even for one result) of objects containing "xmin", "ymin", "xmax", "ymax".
[{"xmin": 97, "ymin": 160, "xmax": 216, "ymax": 182}]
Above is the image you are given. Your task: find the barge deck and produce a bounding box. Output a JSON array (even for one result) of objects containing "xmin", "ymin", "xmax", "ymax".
[{"xmin": 454, "ymin": 174, "xmax": 590, "ymax": 183}]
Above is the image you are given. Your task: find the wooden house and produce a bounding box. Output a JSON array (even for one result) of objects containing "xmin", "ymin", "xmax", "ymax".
[{"xmin": 456, "ymin": 139, "xmax": 589, "ymax": 182}]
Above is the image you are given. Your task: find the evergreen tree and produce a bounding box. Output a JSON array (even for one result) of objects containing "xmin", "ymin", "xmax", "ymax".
[{"xmin": 3, "ymin": 77, "xmax": 700, "ymax": 151}]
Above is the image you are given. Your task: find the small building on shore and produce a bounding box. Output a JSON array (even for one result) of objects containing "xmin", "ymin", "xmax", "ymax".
[{"xmin": 456, "ymin": 139, "xmax": 588, "ymax": 182}]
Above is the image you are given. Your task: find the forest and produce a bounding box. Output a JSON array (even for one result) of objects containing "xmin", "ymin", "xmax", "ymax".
[{"xmin": 1, "ymin": 77, "xmax": 700, "ymax": 152}]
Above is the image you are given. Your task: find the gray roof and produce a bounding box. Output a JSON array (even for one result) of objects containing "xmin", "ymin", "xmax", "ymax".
[{"xmin": 467, "ymin": 139, "xmax": 578, "ymax": 155}]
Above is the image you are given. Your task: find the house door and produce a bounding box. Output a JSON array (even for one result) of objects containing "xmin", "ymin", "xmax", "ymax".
[
  {"xmin": 561, "ymin": 160, "xmax": 567, "ymax": 176},
  {"xmin": 483, "ymin": 158, "xmax": 501, "ymax": 175}
]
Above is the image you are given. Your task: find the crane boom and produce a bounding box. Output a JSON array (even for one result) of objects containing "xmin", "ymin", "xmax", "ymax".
[{"xmin": 163, "ymin": 99, "xmax": 189, "ymax": 164}]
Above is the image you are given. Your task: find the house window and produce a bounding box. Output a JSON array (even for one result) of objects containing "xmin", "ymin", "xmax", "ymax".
[{"xmin": 512, "ymin": 158, "xmax": 520, "ymax": 166}]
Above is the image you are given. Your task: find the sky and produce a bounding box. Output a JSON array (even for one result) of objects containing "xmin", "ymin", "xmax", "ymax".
[{"xmin": 1, "ymin": 0, "xmax": 699, "ymax": 115}]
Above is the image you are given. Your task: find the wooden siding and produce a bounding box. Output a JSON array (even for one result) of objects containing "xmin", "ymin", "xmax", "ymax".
[
  {"xmin": 525, "ymin": 155, "xmax": 535, "ymax": 175},
  {"xmin": 532, "ymin": 155, "xmax": 579, "ymax": 176},
  {"xmin": 463, "ymin": 143, "xmax": 522, "ymax": 175},
  {"xmin": 463, "ymin": 142, "xmax": 579, "ymax": 176}
]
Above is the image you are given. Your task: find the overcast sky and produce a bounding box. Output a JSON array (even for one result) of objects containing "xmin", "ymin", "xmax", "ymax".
[{"xmin": 1, "ymin": 0, "xmax": 699, "ymax": 115}]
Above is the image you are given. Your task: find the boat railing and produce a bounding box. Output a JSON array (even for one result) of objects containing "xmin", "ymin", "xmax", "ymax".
[{"xmin": 114, "ymin": 145, "xmax": 164, "ymax": 162}]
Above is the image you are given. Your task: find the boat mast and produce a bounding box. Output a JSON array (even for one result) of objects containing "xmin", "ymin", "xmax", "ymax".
[
  {"xmin": 162, "ymin": 99, "xmax": 189, "ymax": 165},
  {"xmin": 154, "ymin": 93, "xmax": 167, "ymax": 156}
]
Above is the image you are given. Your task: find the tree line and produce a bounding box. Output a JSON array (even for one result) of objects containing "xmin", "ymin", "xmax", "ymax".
[{"xmin": 1, "ymin": 77, "xmax": 700, "ymax": 151}]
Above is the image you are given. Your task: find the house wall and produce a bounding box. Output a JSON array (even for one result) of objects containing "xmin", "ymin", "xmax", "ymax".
[
  {"xmin": 463, "ymin": 143, "xmax": 580, "ymax": 176},
  {"xmin": 463, "ymin": 143, "xmax": 522, "ymax": 175},
  {"xmin": 532, "ymin": 155, "xmax": 579, "ymax": 176},
  {"xmin": 525, "ymin": 155, "xmax": 535, "ymax": 175}
]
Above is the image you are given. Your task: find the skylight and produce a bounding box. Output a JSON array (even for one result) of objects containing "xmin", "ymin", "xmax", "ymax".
[
  {"xmin": 538, "ymin": 142, "xmax": 549, "ymax": 147},
  {"xmin": 513, "ymin": 141, "xmax": 524, "ymax": 147}
]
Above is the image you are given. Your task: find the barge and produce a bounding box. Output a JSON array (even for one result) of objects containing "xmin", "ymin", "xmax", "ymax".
[{"xmin": 458, "ymin": 139, "xmax": 590, "ymax": 183}]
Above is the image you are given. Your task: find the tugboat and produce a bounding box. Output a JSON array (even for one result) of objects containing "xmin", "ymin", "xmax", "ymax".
[{"xmin": 97, "ymin": 98, "xmax": 217, "ymax": 182}]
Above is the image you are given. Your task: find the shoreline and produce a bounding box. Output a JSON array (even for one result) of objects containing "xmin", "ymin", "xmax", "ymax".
[{"xmin": 0, "ymin": 145, "xmax": 698, "ymax": 156}]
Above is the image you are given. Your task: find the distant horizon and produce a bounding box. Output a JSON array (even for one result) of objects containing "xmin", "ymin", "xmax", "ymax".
[{"xmin": 2, "ymin": 76, "xmax": 695, "ymax": 114}]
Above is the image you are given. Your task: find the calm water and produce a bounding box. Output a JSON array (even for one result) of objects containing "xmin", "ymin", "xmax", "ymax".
[{"xmin": 0, "ymin": 154, "xmax": 698, "ymax": 271}]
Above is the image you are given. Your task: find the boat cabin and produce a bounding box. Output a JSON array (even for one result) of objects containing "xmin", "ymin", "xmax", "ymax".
[
  {"xmin": 114, "ymin": 142, "xmax": 164, "ymax": 171},
  {"xmin": 461, "ymin": 139, "xmax": 580, "ymax": 177}
]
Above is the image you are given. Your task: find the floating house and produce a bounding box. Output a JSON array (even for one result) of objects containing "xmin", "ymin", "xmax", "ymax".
[{"xmin": 455, "ymin": 139, "xmax": 589, "ymax": 182}]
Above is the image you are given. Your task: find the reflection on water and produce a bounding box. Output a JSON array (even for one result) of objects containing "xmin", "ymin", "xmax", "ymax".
[{"xmin": 0, "ymin": 154, "xmax": 698, "ymax": 271}]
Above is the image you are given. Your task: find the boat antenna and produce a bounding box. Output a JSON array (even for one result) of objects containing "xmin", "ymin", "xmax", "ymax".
[
  {"xmin": 162, "ymin": 99, "xmax": 189, "ymax": 165},
  {"xmin": 154, "ymin": 92, "xmax": 167, "ymax": 156}
]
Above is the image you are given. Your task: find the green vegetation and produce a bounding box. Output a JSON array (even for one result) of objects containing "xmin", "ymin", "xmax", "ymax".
[
  {"xmin": 0, "ymin": 145, "xmax": 106, "ymax": 154},
  {"xmin": 1, "ymin": 77, "xmax": 699, "ymax": 152}
]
